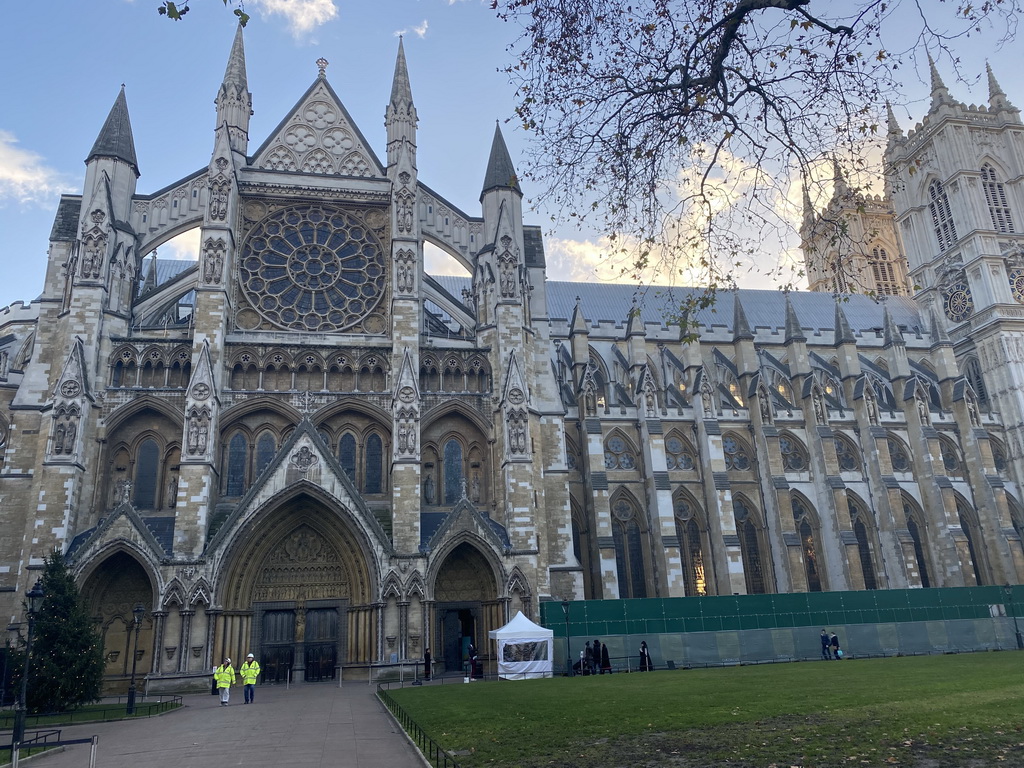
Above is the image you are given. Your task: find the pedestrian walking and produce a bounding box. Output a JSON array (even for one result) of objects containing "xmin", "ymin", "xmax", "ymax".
[
  {"xmin": 820, "ymin": 629, "xmax": 831, "ymax": 660},
  {"xmin": 584, "ymin": 641, "xmax": 595, "ymax": 675},
  {"xmin": 639, "ymin": 640, "xmax": 653, "ymax": 671},
  {"xmin": 423, "ymin": 647, "xmax": 431, "ymax": 680},
  {"xmin": 215, "ymin": 657, "xmax": 235, "ymax": 706},
  {"xmin": 830, "ymin": 632, "xmax": 842, "ymax": 660},
  {"xmin": 240, "ymin": 653, "xmax": 260, "ymax": 703},
  {"xmin": 600, "ymin": 642, "xmax": 612, "ymax": 674}
]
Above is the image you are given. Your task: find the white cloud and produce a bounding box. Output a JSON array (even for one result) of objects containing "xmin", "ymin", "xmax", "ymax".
[
  {"xmin": 0, "ymin": 131, "xmax": 75, "ymax": 206},
  {"xmin": 253, "ymin": 0, "xmax": 338, "ymax": 38},
  {"xmin": 394, "ymin": 20, "xmax": 429, "ymax": 38},
  {"xmin": 156, "ymin": 229, "xmax": 201, "ymax": 261}
]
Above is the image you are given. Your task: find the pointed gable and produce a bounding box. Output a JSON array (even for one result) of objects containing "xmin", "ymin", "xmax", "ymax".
[{"xmin": 252, "ymin": 77, "xmax": 385, "ymax": 178}]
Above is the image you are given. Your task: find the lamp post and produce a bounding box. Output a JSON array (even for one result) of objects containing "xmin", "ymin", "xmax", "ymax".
[
  {"xmin": 1004, "ymin": 583, "xmax": 1023, "ymax": 650},
  {"xmin": 561, "ymin": 599, "xmax": 571, "ymax": 677},
  {"xmin": 13, "ymin": 578, "xmax": 45, "ymax": 746},
  {"xmin": 126, "ymin": 603, "xmax": 145, "ymax": 715}
]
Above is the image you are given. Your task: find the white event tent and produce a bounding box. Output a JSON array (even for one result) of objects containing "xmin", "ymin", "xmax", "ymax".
[{"xmin": 488, "ymin": 611, "xmax": 554, "ymax": 680}]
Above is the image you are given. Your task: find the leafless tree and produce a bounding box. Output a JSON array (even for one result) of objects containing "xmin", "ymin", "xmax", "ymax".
[{"xmin": 494, "ymin": 0, "xmax": 1020, "ymax": 313}]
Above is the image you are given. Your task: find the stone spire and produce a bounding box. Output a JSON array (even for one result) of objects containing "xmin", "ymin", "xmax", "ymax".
[
  {"xmin": 570, "ymin": 296, "xmax": 588, "ymax": 336},
  {"xmin": 784, "ymin": 294, "xmax": 806, "ymax": 343},
  {"xmin": 215, "ymin": 22, "xmax": 252, "ymax": 157},
  {"xmin": 87, "ymin": 86, "xmax": 139, "ymax": 176},
  {"xmin": 882, "ymin": 306, "xmax": 905, "ymax": 348},
  {"xmin": 833, "ymin": 299, "xmax": 856, "ymax": 346},
  {"xmin": 927, "ymin": 54, "xmax": 954, "ymax": 109},
  {"xmin": 481, "ymin": 122, "xmax": 521, "ymax": 200},
  {"xmin": 386, "ymin": 37, "xmax": 418, "ymax": 169},
  {"xmin": 886, "ymin": 102, "xmax": 902, "ymax": 138},
  {"xmin": 732, "ymin": 293, "xmax": 754, "ymax": 341},
  {"xmin": 929, "ymin": 308, "xmax": 952, "ymax": 347},
  {"xmin": 831, "ymin": 157, "xmax": 849, "ymax": 200},
  {"xmin": 801, "ymin": 185, "xmax": 815, "ymax": 231},
  {"xmin": 987, "ymin": 62, "xmax": 1015, "ymax": 112}
]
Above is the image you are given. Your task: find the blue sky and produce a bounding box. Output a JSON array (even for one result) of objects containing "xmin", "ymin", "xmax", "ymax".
[{"xmin": 0, "ymin": 1, "xmax": 1019, "ymax": 308}]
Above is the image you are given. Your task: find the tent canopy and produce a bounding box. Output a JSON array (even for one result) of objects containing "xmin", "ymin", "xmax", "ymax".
[{"xmin": 488, "ymin": 610, "xmax": 553, "ymax": 680}]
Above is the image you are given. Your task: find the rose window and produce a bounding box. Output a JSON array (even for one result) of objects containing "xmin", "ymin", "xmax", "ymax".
[{"xmin": 239, "ymin": 205, "xmax": 386, "ymax": 332}]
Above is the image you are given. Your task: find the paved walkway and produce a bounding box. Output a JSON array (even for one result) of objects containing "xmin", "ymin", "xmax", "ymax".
[{"xmin": 7, "ymin": 682, "xmax": 427, "ymax": 768}]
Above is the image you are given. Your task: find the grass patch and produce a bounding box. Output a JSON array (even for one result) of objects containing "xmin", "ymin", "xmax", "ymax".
[
  {"xmin": 0, "ymin": 700, "xmax": 180, "ymax": 729},
  {"xmin": 388, "ymin": 653, "xmax": 1024, "ymax": 767}
]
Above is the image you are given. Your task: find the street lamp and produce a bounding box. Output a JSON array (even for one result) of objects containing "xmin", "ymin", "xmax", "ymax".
[
  {"xmin": 13, "ymin": 578, "xmax": 45, "ymax": 746},
  {"xmin": 126, "ymin": 604, "xmax": 145, "ymax": 715},
  {"xmin": 1004, "ymin": 584, "xmax": 1023, "ymax": 650},
  {"xmin": 561, "ymin": 599, "xmax": 571, "ymax": 677}
]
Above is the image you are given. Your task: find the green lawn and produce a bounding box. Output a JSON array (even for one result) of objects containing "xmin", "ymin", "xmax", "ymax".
[{"xmin": 387, "ymin": 653, "xmax": 1024, "ymax": 767}]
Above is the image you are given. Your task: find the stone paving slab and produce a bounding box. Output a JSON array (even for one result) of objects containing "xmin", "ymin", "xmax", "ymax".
[{"xmin": 7, "ymin": 683, "xmax": 427, "ymax": 768}]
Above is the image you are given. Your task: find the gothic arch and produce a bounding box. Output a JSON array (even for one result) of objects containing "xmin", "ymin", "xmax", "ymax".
[
  {"xmin": 902, "ymin": 493, "xmax": 934, "ymax": 588},
  {"xmin": 420, "ymin": 398, "xmax": 491, "ymax": 435},
  {"xmin": 845, "ymin": 490, "xmax": 881, "ymax": 590},
  {"xmin": 189, "ymin": 578, "xmax": 213, "ymax": 608},
  {"xmin": 674, "ymin": 487, "xmax": 711, "ymax": 596},
  {"xmin": 427, "ymin": 534, "xmax": 505, "ymax": 602},
  {"xmin": 733, "ymin": 494, "xmax": 772, "ymax": 594},
  {"xmin": 216, "ymin": 485, "xmax": 380, "ymax": 611},
  {"xmin": 954, "ymin": 492, "xmax": 990, "ymax": 585},
  {"xmin": 219, "ymin": 396, "xmax": 301, "ymax": 428},
  {"xmin": 381, "ymin": 571, "xmax": 404, "ymax": 601},
  {"xmin": 162, "ymin": 581, "xmax": 186, "ymax": 610},
  {"xmin": 104, "ymin": 395, "xmax": 184, "ymax": 435},
  {"xmin": 790, "ymin": 491, "xmax": 823, "ymax": 591},
  {"xmin": 609, "ymin": 487, "xmax": 650, "ymax": 598}
]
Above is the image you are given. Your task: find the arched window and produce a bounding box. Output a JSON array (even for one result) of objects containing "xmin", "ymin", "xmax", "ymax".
[
  {"xmin": 443, "ymin": 439, "xmax": 464, "ymax": 504},
  {"xmin": 887, "ymin": 437, "xmax": 911, "ymax": 473},
  {"xmin": 674, "ymin": 494, "xmax": 708, "ymax": 596},
  {"xmin": 847, "ymin": 497, "xmax": 878, "ymax": 590},
  {"xmin": 338, "ymin": 433, "xmax": 356, "ymax": 481},
  {"xmin": 134, "ymin": 438, "xmax": 160, "ymax": 509},
  {"xmin": 226, "ymin": 433, "xmax": 247, "ymax": 497},
  {"xmin": 981, "ymin": 163, "xmax": 1014, "ymax": 233},
  {"xmin": 963, "ymin": 359, "xmax": 988, "ymax": 408},
  {"xmin": 604, "ymin": 434, "xmax": 637, "ymax": 470},
  {"xmin": 939, "ymin": 437, "xmax": 964, "ymax": 478},
  {"xmin": 764, "ymin": 368, "xmax": 794, "ymax": 406},
  {"xmin": 957, "ymin": 500, "xmax": 986, "ymax": 586},
  {"xmin": 611, "ymin": 494, "xmax": 647, "ymax": 598},
  {"xmin": 928, "ymin": 179, "xmax": 957, "ymax": 251},
  {"xmin": 665, "ymin": 434, "xmax": 696, "ymax": 471},
  {"xmin": 834, "ymin": 435, "xmax": 861, "ymax": 473},
  {"xmin": 255, "ymin": 433, "xmax": 276, "ymax": 477},
  {"xmin": 814, "ymin": 369, "xmax": 845, "ymax": 409},
  {"xmin": 792, "ymin": 496, "xmax": 822, "ymax": 591},
  {"xmin": 722, "ymin": 433, "xmax": 751, "ymax": 471},
  {"xmin": 734, "ymin": 498, "xmax": 768, "ymax": 594},
  {"xmin": 904, "ymin": 500, "xmax": 932, "ymax": 588},
  {"xmin": 868, "ymin": 246, "xmax": 902, "ymax": 296},
  {"xmin": 717, "ymin": 365, "xmax": 745, "ymax": 408},
  {"xmin": 779, "ymin": 433, "xmax": 808, "ymax": 472},
  {"xmin": 365, "ymin": 433, "xmax": 383, "ymax": 494},
  {"xmin": 990, "ymin": 437, "xmax": 1008, "ymax": 474}
]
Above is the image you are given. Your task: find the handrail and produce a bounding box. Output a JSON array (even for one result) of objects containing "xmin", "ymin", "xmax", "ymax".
[{"xmin": 377, "ymin": 687, "xmax": 461, "ymax": 768}]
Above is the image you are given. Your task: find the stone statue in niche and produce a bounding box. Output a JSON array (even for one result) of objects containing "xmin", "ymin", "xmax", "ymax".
[
  {"xmin": 203, "ymin": 239, "xmax": 224, "ymax": 284},
  {"xmin": 758, "ymin": 388, "xmax": 773, "ymax": 425},
  {"xmin": 471, "ymin": 473, "xmax": 480, "ymax": 502},
  {"xmin": 967, "ymin": 393, "xmax": 981, "ymax": 427},
  {"xmin": 166, "ymin": 473, "xmax": 179, "ymax": 508},
  {"xmin": 423, "ymin": 474, "xmax": 435, "ymax": 504},
  {"xmin": 916, "ymin": 393, "xmax": 930, "ymax": 423},
  {"xmin": 187, "ymin": 412, "xmax": 210, "ymax": 455},
  {"xmin": 584, "ymin": 387, "xmax": 597, "ymax": 417},
  {"xmin": 863, "ymin": 383, "xmax": 880, "ymax": 425},
  {"xmin": 812, "ymin": 389, "xmax": 828, "ymax": 425},
  {"xmin": 645, "ymin": 392, "xmax": 656, "ymax": 418},
  {"xmin": 700, "ymin": 381, "xmax": 715, "ymax": 417},
  {"xmin": 208, "ymin": 178, "xmax": 229, "ymax": 221}
]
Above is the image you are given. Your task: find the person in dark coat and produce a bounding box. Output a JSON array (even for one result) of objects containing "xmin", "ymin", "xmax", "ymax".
[
  {"xmin": 584, "ymin": 641, "xmax": 595, "ymax": 675},
  {"xmin": 830, "ymin": 632, "xmax": 841, "ymax": 659},
  {"xmin": 820, "ymin": 629, "xmax": 831, "ymax": 660},
  {"xmin": 600, "ymin": 642, "xmax": 612, "ymax": 674},
  {"xmin": 639, "ymin": 640, "xmax": 653, "ymax": 671},
  {"xmin": 423, "ymin": 647, "xmax": 431, "ymax": 680},
  {"xmin": 592, "ymin": 638, "xmax": 601, "ymax": 674}
]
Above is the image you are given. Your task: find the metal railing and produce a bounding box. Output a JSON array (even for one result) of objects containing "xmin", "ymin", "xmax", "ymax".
[
  {"xmin": 377, "ymin": 687, "xmax": 461, "ymax": 768},
  {"xmin": 0, "ymin": 695, "xmax": 181, "ymax": 730}
]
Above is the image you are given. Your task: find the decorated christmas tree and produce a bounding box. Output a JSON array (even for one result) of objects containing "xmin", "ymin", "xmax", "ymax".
[{"xmin": 24, "ymin": 550, "xmax": 104, "ymax": 712}]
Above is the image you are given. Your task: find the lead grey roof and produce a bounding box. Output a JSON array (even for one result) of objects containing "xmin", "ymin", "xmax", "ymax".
[
  {"xmin": 428, "ymin": 275, "xmax": 924, "ymax": 338},
  {"xmin": 50, "ymin": 196, "xmax": 82, "ymax": 241}
]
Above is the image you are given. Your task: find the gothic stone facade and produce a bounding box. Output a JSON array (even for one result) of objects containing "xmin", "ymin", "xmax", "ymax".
[{"xmin": 1, "ymin": 34, "xmax": 1021, "ymax": 688}]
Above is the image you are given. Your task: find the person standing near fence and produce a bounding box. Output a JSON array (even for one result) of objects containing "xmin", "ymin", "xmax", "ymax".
[
  {"xmin": 423, "ymin": 647, "xmax": 431, "ymax": 680},
  {"xmin": 215, "ymin": 657, "xmax": 235, "ymax": 706},
  {"xmin": 600, "ymin": 642, "xmax": 612, "ymax": 674},
  {"xmin": 821, "ymin": 629, "xmax": 831, "ymax": 660},
  {"xmin": 639, "ymin": 641, "xmax": 653, "ymax": 671},
  {"xmin": 240, "ymin": 653, "xmax": 260, "ymax": 704},
  {"xmin": 830, "ymin": 632, "xmax": 842, "ymax": 660}
]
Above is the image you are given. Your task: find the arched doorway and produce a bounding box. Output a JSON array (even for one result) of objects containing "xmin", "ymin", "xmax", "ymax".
[
  {"xmin": 432, "ymin": 542, "xmax": 499, "ymax": 675},
  {"xmin": 80, "ymin": 551, "xmax": 155, "ymax": 691},
  {"xmin": 218, "ymin": 491, "xmax": 377, "ymax": 682}
]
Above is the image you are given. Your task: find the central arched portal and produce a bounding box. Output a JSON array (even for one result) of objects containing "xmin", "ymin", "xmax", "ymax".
[{"xmin": 218, "ymin": 493, "xmax": 377, "ymax": 682}]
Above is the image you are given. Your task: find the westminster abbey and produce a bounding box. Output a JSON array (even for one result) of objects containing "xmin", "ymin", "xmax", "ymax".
[{"xmin": 0, "ymin": 29, "xmax": 1021, "ymax": 687}]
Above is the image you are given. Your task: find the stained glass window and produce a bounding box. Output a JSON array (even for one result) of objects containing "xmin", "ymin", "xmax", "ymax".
[
  {"xmin": 134, "ymin": 438, "xmax": 159, "ymax": 509},
  {"xmin": 365, "ymin": 433, "xmax": 383, "ymax": 494},
  {"xmin": 604, "ymin": 435, "xmax": 637, "ymax": 470},
  {"xmin": 226, "ymin": 433, "xmax": 247, "ymax": 497},
  {"xmin": 612, "ymin": 497, "xmax": 646, "ymax": 598},
  {"xmin": 338, "ymin": 433, "xmax": 356, "ymax": 481},
  {"xmin": 444, "ymin": 439, "xmax": 464, "ymax": 504},
  {"xmin": 835, "ymin": 436, "xmax": 860, "ymax": 472},
  {"xmin": 734, "ymin": 500, "xmax": 766, "ymax": 594},
  {"xmin": 723, "ymin": 434, "xmax": 751, "ymax": 471},
  {"xmin": 888, "ymin": 438, "xmax": 911, "ymax": 473},
  {"xmin": 665, "ymin": 435, "xmax": 695, "ymax": 470},
  {"xmin": 779, "ymin": 435, "xmax": 807, "ymax": 472},
  {"xmin": 256, "ymin": 433, "xmax": 276, "ymax": 477}
]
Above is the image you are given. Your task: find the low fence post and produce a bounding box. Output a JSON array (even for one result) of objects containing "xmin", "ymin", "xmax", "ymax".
[{"xmin": 89, "ymin": 735, "xmax": 99, "ymax": 768}]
